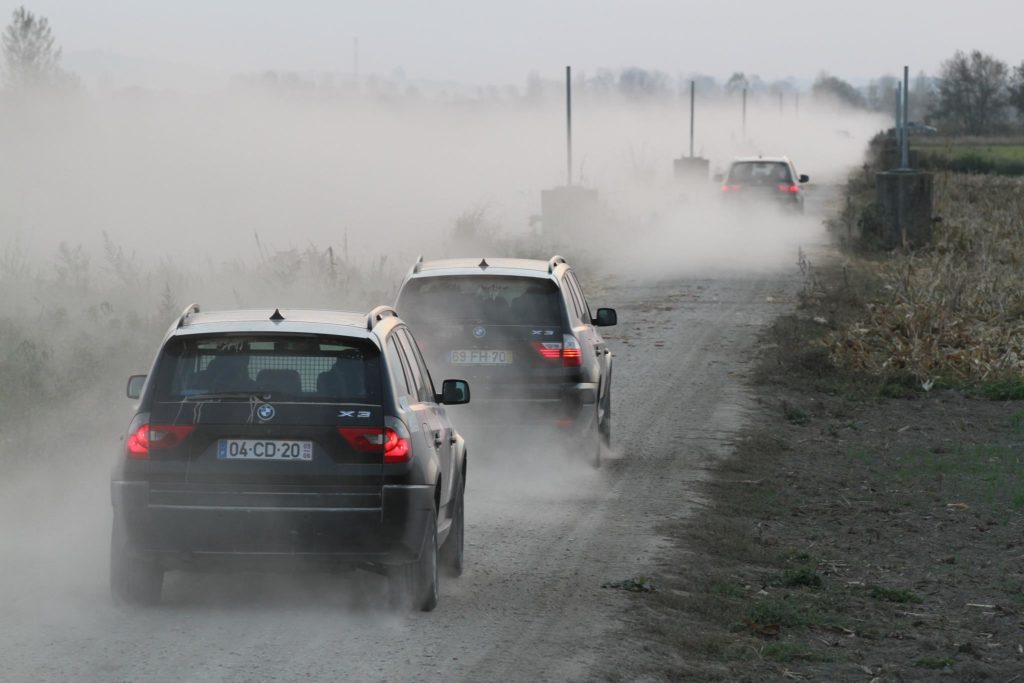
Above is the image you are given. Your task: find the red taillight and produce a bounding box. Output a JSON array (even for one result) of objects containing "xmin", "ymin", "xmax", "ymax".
[
  {"xmin": 721, "ymin": 184, "xmax": 741, "ymax": 192},
  {"xmin": 532, "ymin": 341, "xmax": 562, "ymax": 359},
  {"xmin": 778, "ymin": 184, "xmax": 799, "ymax": 193},
  {"xmin": 126, "ymin": 424, "xmax": 194, "ymax": 460},
  {"xmin": 532, "ymin": 336, "xmax": 583, "ymax": 367},
  {"xmin": 339, "ymin": 427, "xmax": 411, "ymax": 464}
]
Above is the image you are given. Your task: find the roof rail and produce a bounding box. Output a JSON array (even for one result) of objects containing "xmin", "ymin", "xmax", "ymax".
[
  {"xmin": 547, "ymin": 255, "xmax": 568, "ymax": 274},
  {"xmin": 176, "ymin": 303, "xmax": 200, "ymax": 328},
  {"xmin": 411, "ymin": 254, "xmax": 424, "ymax": 274},
  {"xmin": 366, "ymin": 305, "xmax": 398, "ymax": 330}
]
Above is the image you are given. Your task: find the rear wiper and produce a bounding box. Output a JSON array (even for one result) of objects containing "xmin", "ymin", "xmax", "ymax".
[{"xmin": 181, "ymin": 392, "xmax": 270, "ymax": 401}]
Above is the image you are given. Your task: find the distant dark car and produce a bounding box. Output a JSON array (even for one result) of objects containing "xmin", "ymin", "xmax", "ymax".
[
  {"xmin": 395, "ymin": 256, "xmax": 616, "ymax": 467},
  {"xmin": 717, "ymin": 156, "xmax": 809, "ymax": 213},
  {"xmin": 111, "ymin": 305, "xmax": 470, "ymax": 611}
]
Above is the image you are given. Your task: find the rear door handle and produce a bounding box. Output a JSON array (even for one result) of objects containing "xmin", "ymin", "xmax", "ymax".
[{"xmin": 432, "ymin": 430, "xmax": 443, "ymax": 447}]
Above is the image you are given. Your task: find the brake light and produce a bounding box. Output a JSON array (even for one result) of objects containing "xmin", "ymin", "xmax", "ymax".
[
  {"xmin": 126, "ymin": 424, "xmax": 194, "ymax": 460},
  {"xmin": 532, "ymin": 341, "xmax": 562, "ymax": 359},
  {"xmin": 778, "ymin": 184, "xmax": 799, "ymax": 193},
  {"xmin": 561, "ymin": 334, "xmax": 582, "ymax": 367},
  {"xmin": 721, "ymin": 184, "xmax": 741, "ymax": 192},
  {"xmin": 339, "ymin": 427, "xmax": 411, "ymax": 464}
]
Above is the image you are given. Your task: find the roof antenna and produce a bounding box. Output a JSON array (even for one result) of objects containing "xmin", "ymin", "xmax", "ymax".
[
  {"xmin": 270, "ymin": 308, "xmax": 285, "ymax": 322},
  {"xmin": 478, "ymin": 258, "xmax": 489, "ymax": 270}
]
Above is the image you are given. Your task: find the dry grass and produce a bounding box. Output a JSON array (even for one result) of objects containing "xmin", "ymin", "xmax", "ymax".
[{"xmin": 824, "ymin": 173, "xmax": 1024, "ymax": 389}]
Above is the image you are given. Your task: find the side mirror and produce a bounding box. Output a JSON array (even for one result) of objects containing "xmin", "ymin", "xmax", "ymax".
[
  {"xmin": 593, "ymin": 308, "xmax": 617, "ymax": 327},
  {"xmin": 439, "ymin": 379, "xmax": 470, "ymax": 405},
  {"xmin": 798, "ymin": 174, "xmax": 809, "ymax": 183},
  {"xmin": 126, "ymin": 374, "xmax": 147, "ymax": 399},
  {"xmin": 712, "ymin": 173, "xmax": 724, "ymax": 183}
]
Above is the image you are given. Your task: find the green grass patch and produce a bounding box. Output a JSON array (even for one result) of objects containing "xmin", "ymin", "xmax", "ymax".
[
  {"xmin": 916, "ymin": 144, "xmax": 1024, "ymax": 176},
  {"xmin": 976, "ymin": 377, "xmax": 1024, "ymax": 401},
  {"xmin": 762, "ymin": 641, "xmax": 818, "ymax": 663},
  {"xmin": 868, "ymin": 585, "xmax": 922, "ymax": 604},
  {"xmin": 782, "ymin": 401, "xmax": 810, "ymax": 425},
  {"xmin": 885, "ymin": 445, "xmax": 1024, "ymax": 511},
  {"xmin": 748, "ymin": 596, "xmax": 816, "ymax": 628},
  {"xmin": 913, "ymin": 656, "xmax": 955, "ymax": 670},
  {"xmin": 781, "ymin": 568, "xmax": 823, "ymax": 589}
]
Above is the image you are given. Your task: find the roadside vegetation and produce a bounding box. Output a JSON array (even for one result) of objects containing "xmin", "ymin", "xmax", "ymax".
[{"xmin": 613, "ymin": 161, "xmax": 1024, "ymax": 679}]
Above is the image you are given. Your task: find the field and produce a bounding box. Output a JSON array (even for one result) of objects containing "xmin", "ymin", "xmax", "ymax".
[
  {"xmin": 616, "ymin": 170, "xmax": 1024, "ymax": 681},
  {"xmin": 914, "ymin": 138, "xmax": 1024, "ymax": 175}
]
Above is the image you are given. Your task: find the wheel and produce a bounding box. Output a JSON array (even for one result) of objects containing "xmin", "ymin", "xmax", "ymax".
[
  {"xmin": 600, "ymin": 390, "xmax": 612, "ymax": 448},
  {"xmin": 389, "ymin": 509, "xmax": 439, "ymax": 612},
  {"xmin": 110, "ymin": 519, "xmax": 163, "ymax": 605},
  {"xmin": 439, "ymin": 473, "xmax": 464, "ymax": 577}
]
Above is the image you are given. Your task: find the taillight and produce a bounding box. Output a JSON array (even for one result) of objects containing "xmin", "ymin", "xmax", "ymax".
[
  {"xmin": 126, "ymin": 424, "xmax": 194, "ymax": 460},
  {"xmin": 778, "ymin": 184, "xmax": 799, "ymax": 193},
  {"xmin": 339, "ymin": 426, "xmax": 411, "ymax": 463},
  {"xmin": 561, "ymin": 334, "xmax": 582, "ymax": 367},
  {"xmin": 532, "ymin": 341, "xmax": 562, "ymax": 359},
  {"xmin": 532, "ymin": 336, "xmax": 582, "ymax": 366},
  {"xmin": 721, "ymin": 184, "xmax": 741, "ymax": 192}
]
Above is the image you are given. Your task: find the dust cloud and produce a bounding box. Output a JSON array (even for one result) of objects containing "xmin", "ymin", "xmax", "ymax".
[{"xmin": 0, "ymin": 76, "xmax": 882, "ymax": 637}]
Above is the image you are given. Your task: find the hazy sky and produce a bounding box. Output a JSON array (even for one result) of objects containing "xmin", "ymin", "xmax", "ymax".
[{"xmin": 3, "ymin": 1, "xmax": 1021, "ymax": 85}]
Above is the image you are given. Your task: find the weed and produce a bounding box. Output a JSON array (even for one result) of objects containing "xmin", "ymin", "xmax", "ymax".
[
  {"xmin": 913, "ymin": 656, "xmax": 955, "ymax": 670},
  {"xmin": 748, "ymin": 596, "xmax": 813, "ymax": 628},
  {"xmin": 868, "ymin": 586, "xmax": 922, "ymax": 604},
  {"xmin": 782, "ymin": 401, "xmax": 810, "ymax": 426},
  {"xmin": 761, "ymin": 641, "xmax": 817, "ymax": 663},
  {"xmin": 781, "ymin": 569, "xmax": 823, "ymax": 589},
  {"xmin": 977, "ymin": 377, "xmax": 1024, "ymax": 401}
]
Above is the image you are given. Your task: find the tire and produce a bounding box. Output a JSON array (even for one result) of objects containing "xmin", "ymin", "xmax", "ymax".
[
  {"xmin": 110, "ymin": 519, "xmax": 163, "ymax": 605},
  {"xmin": 600, "ymin": 389, "xmax": 612, "ymax": 448},
  {"xmin": 389, "ymin": 509, "xmax": 439, "ymax": 612},
  {"xmin": 439, "ymin": 474, "xmax": 464, "ymax": 578}
]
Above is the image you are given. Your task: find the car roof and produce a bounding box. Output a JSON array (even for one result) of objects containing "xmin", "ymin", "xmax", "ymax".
[
  {"xmin": 408, "ymin": 257, "xmax": 557, "ymax": 279},
  {"xmin": 172, "ymin": 308, "xmax": 375, "ymax": 339},
  {"xmin": 729, "ymin": 156, "xmax": 792, "ymax": 164}
]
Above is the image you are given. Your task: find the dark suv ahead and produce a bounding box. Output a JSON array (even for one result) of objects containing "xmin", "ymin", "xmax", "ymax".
[
  {"xmin": 111, "ymin": 304, "xmax": 470, "ymax": 611},
  {"xmin": 717, "ymin": 156, "xmax": 810, "ymax": 213},
  {"xmin": 395, "ymin": 256, "xmax": 616, "ymax": 466}
]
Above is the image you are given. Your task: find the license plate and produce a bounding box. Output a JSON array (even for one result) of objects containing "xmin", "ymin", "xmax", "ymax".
[
  {"xmin": 449, "ymin": 349, "xmax": 513, "ymax": 365},
  {"xmin": 217, "ymin": 439, "xmax": 313, "ymax": 461}
]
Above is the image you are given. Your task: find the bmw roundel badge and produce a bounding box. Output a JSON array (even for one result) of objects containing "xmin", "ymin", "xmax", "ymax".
[
  {"xmin": 257, "ymin": 404, "xmax": 275, "ymax": 421},
  {"xmin": 473, "ymin": 326, "xmax": 486, "ymax": 339}
]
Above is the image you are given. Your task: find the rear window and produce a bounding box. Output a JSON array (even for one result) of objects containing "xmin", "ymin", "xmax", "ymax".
[
  {"xmin": 152, "ymin": 334, "xmax": 381, "ymax": 403},
  {"xmin": 398, "ymin": 275, "xmax": 562, "ymax": 326},
  {"xmin": 727, "ymin": 161, "xmax": 792, "ymax": 184}
]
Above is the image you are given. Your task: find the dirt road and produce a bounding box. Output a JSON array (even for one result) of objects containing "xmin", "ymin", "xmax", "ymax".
[{"xmin": 0, "ymin": 211, "xmax": 830, "ymax": 682}]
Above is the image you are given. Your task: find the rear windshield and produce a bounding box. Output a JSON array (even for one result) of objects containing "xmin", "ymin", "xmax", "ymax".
[
  {"xmin": 152, "ymin": 334, "xmax": 381, "ymax": 403},
  {"xmin": 397, "ymin": 275, "xmax": 562, "ymax": 326},
  {"xmin": 727, "ymin": 161, "xmax": 792, "ymax": 184}
]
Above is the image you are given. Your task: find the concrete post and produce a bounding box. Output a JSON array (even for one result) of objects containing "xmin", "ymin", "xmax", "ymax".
[{"xmin": 874, "ymin": 171, "xmax": 933, "ymax": 248}]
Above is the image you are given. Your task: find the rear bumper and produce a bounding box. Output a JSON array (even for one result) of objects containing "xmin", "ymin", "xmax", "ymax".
[
  {"xmin": 111, "ymin": 481, "xmax": 434, "ymax": 567},
  {"xmin": 454, "ymin": 382, "xmax": 597, "ymax": 429}
]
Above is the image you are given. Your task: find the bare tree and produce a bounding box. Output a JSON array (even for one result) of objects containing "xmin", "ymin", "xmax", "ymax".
[
  {"xmin": 811, "ymin": 73, "xmax": 866, "ymax": 109},
  {"xmin": 2, "ymin": 6, "xmax": 72, "ymax": 91},
  {"xmin": 932, "ymin": 50, "xmax": 1009, "ymax": 134},
  {"xmin": 1008, "ymin": 62, "xmax": 1024, "ymax": 124}
]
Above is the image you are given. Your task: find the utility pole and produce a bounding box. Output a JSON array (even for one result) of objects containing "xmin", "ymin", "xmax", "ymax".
[
  {"xmin": 741, "ymin": 87, "xmax": 747, "ymax": 138},
  {"xmin": 353, "ymin": 36, "xmax": 359, "ymax": 84},
  {"xmin": 565, "ymin": 65, "xmax": 572, "ymax": 187},
  {"xmin": 900, "ymin": 65, "xmax": 910, "ymax": 169},
  {"xmin": 689, "ymin": 80, "xmax": 695, "ymax": 157}
]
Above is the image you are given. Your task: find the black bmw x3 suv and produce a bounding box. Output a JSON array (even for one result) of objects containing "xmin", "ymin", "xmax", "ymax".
[
  {"xmin": 111, "ymin": 304, "xmax": 470, "ymax": 611},
  {"xmin": 395, "ymin": 255, "xmax": 616, "ymax": 466}
]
